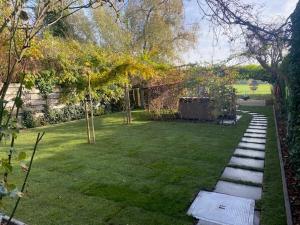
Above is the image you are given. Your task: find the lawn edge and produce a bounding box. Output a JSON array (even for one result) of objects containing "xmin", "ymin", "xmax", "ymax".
[{"xmin": 273, "ymin": 106, "xmax": 293, "ymax": 225}]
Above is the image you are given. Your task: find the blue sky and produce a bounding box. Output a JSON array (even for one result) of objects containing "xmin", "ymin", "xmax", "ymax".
[{"xmin": 182, "ymin": 0, "xmax": 298, "ymax": 64}]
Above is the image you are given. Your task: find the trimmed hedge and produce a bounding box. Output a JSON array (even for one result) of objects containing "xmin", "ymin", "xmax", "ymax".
[
  {"xmin": 287, "ymin": 2, "xmax": 300, "ymax": 177},
  {"xmin": 22, "ymin": 104, "xmax": 105, "ymax": 128}
]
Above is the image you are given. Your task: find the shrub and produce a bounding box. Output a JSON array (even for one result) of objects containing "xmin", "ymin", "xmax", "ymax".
[
  {"xmin": 22, "ymin": 103, "xmax": 107, "ymax": 128},
  {"xmin": 43, "ymin": 104, "xmax": 85, "ymax": 124},
  {"xmin": 22, "ymin": 109, "xmax": 36, "ymax": 128},
  {"xmin": 287, "ymin": 2, "xmax": 300, "ymax": 177}
]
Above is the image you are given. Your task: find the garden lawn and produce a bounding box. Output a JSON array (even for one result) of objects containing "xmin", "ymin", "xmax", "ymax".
[
  {"xmin": 234, "ymin": 84, "xmax": 272, "ymax": 99},
  {"xmin": 3, "ymin": 110, "xmax": 284, "ymax": 225}
]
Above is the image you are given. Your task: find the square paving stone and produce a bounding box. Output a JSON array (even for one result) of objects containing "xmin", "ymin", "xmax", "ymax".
[
  {"xmin": 246, "ymin": 129, "xmax": 267, "ymax": 134},
  {"xmin": 221, "ymin": 167, "xmax": 263, "ymax": 184},
  {"xmin": 234, "ymin": 148, "xmax": 265, "ymax": 159},
  {"xmin": 229, "ymin": 156, "xmax": 265, "ymax": 169},
  {"xmin": 248, "ymin": 125, "xmax": 267, "ymax": 130},
  {"xmin": 242, "ymin": 137, "xmax": 266, "ymax": 144},
  {"xmin": 215, "ymin": 181, "xmax": 262, "ymax": 200},
  {"xmin": 244, "ymin": 133, "xmax": 267, "ymax": 138},
  {"xmin": 249, "ymin": 113, "xmax": 259, "ymax": 115},
  {"xmin": 239, "ymin": 142, "xmax": 265, "ymax": 150},
  {"xmin": 189, "ymin": 191, "xmax": 255, "ymax": 225}
]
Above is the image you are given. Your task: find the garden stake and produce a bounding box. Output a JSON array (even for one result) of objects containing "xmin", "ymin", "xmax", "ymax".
[
  {"xmin": 84, "ymin": 98, "xmax": 91, "ymax": 144},
  {"xmin": 88, "ymin": 73, "xmax": 95, "ymax": 144}
]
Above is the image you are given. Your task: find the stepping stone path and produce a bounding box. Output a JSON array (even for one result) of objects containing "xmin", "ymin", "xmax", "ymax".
[{"xmin": 188, "ymin": 112, "xmax": 268, "ymax": 225}]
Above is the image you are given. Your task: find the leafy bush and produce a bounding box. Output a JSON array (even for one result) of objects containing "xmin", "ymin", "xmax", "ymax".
[
  {"xmin": 22, "ymin": 109, "xmax": 36, "ymax": 128},
  {"xmin": 43, "ymin": 104, "xmax": 86, "ymax": 124},
  {"xmin": 287, "ymin": 2, "xmax": 300, "ymax": 177},
  {"xmin": 22, "ymin": 103, "xmax": 107, "ymax": 128}
]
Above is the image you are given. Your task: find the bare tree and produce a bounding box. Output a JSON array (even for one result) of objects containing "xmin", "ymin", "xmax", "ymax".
[{"xmin": 196, "ymin": 0, "xmax": 292, "ymax": 84}]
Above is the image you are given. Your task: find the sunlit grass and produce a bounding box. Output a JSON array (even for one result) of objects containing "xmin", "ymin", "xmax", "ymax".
[
  {"xmin": 234, "ymin": 84, "xmax": 272, "ymax": 96},
  {"xmin": 2, "ymin": 110, "xmax": 285, "ymax": 225}
]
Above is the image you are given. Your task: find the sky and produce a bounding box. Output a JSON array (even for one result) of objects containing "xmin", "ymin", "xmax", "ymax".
[{"xmin": 182, "ymin": 0, "xmax": 299, "ymax": 64}]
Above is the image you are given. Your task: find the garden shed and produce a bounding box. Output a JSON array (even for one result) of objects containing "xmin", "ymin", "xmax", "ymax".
[{"xmin": 178, "ymin": 97, "xmax": 215, "ymax": 120}]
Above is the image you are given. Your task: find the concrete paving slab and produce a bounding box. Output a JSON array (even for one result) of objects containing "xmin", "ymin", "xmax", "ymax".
[
  {"xmin": 246, "ymin": 129, "xmax": 267, "ymax": 134},
  {"xmin": 253, "ymin": 118, "xmax": 267, "ymax": 121},
  {"xmin": 229, "ymin": 156, "xmax": 265, "ymax": 170},
  {"xmin": 215, "ymin": 181, "xmax": 262, "ymax": 200},
  {"xmin": 241, "ymin": 137, "xmax": 266, "ymax": 144},
  {"xmin": 238, "ymin": 142, "xmax": 265, "ymax": 150},
  {"xmin": 221, "ymin": 167, "xmax": 263, "ymax": 184},
  {"xmin": 244, "ymin": 133, "xmax": 267, "ymax": 138},
  {"xmin": 252, "ymin": 116, "xmax": 267, "ymax": 118},
  {"xmin": 188, "ymin": 191, "xmax": 255, "ymax": 225},
  {"xmin": 252, "ymin": 119, "xmax": 267, "ymax": 122},
  {"xmin": 250, "ymin": 123, "xmax": 268, "ymax": 127},
  {"xmin": 249, "ymin": 113, "xmax": 259, "ymax": 115},
  {"xmin": 234, "ymin": 148, "xmax": 265, "ymax": 159},
  {"xmin": 248, "ymin": 125, "xmax": 267, "ymax": 130},
  {"xmin": 251, "ymin": 119, "xmax": 267, "ymax": 123},
  {"xmin": 250, "ymin": 122, "xmax": 267, "ymax": 126}
]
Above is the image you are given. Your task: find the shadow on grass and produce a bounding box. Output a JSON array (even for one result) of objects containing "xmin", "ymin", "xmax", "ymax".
[{"xmin": 6, "ymin": 111, "xmax": 252, "ymax": 225}]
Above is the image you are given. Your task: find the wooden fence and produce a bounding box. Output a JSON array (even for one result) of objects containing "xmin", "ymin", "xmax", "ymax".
[{"xmin": 4, "ymin": 83, "xmax": 64, "ymax": 112}]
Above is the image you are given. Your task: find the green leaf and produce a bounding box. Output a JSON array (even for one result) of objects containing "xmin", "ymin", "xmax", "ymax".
[{"xmin": 18, "ymin": 152, "xmax": 26, "ymax": 161}]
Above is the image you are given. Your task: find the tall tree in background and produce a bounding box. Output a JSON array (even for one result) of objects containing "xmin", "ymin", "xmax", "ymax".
[
  {"xmin": 124, "ymin": 0, "xmax": 197, "ymax": 61},
  {"xmin": 197, "ymin": 0, "xmax": 291, "ymax": 101},
  {"xmin": 91, "ymin": 0, "xmax": 197, "ymax": 122},
  {"xmin": 0, "ymin": 0, "xmax": 121, "ymax": 220}
]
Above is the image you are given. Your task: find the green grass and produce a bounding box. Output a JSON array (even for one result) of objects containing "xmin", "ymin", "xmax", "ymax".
[
  {"xmin": 234, "ymin": 84, "xmax": 273, "ymax": 100},
  {"xmin": 2, "ymin": 110, "xmax": 285, "ymax": 225},
  {"xmin": 240, "ymin": 106, "xmax": 286, "ymax": 225}
]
